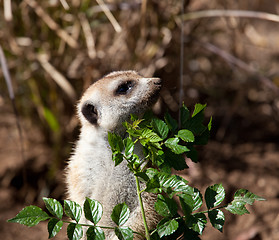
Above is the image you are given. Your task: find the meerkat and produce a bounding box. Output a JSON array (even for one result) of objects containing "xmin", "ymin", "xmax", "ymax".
[{"xmin": 66, "ymin": 70, "xmax": 162, "ymax": 239}]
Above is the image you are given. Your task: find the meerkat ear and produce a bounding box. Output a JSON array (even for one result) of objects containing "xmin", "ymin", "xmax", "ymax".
[{"xmin": 81, "ymin": 102, "xmax": 98, "ymax": 124}]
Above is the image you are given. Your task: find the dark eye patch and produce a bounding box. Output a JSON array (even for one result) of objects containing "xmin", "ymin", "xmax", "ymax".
[{"xmin": 115, "ymin": 81, "xmax": 134, "ymax": 95}]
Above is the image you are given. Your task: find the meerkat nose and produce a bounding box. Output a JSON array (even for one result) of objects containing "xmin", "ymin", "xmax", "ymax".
[{"xmin": 146, "ymin": 77, "xmax": 162, "ymax": 85}]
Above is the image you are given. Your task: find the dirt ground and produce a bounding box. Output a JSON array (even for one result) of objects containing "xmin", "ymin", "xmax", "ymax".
[{"xmin": 0, "ymin": 96, "xmax": 278, "ymax": 240}]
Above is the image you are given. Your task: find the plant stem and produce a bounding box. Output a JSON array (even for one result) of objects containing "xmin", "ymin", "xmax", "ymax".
[{"xmin": 135, "ymin": 175, "xmax": 150, "ymax": 240}]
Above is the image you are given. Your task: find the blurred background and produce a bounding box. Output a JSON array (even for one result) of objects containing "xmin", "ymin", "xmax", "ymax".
[{"xmin": 0, "ymin": 0, "xmax": 279, "ymax": 239}]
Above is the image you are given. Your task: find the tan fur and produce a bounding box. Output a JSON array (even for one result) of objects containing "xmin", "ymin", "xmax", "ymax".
[{"xmin": 66, "ymin": 71, "xmax": 162, "ymax": 239}]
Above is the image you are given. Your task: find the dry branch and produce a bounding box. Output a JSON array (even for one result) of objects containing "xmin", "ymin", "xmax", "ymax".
[
  {"xmin": 95, "ymin": 0, "xmax": 122, "ymax": 33},
  {"xmin": 24, "ymin": 0, "xmax": 79, "ymax": 48},
  {"xmin": 37, "ymin": 54, "xmax": 77, "ymax": 101},
  {"xmin": 181, "ymin": 9, "xmax": 279, "ymax": 23}
]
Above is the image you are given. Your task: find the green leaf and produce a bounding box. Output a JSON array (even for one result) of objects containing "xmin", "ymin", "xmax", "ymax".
[
  {"xmin": 111, "ymin": 203, "xmax": 130, "ymax": 226},
  {"xmin": 177, "ymin": 129, "xmax": 195, "ymax": 142},
  {"xmin": 108, "ymin": 132, "xmax": 124, "ymax": 152},
  {"xmin": 64, "ymin": 200, "xmax": 82, "ymax": 223},
  {"xmin": 48, "ymin": 218, "xmax": 63, "ymax": 238},
  {"xmin": 165, "ymin": 137, "xmax": 189, "ymax": 154},
  {"xmin": 84, "ymin": 198, "xmax": 103, "ymax": 225},
  {"xmin": 145, "ymin": 175, "xmax": 161, "ymax": 193},
  {"xmin": 233, "ymin": 189, "xmax": 265, "ymax": 205},
  {"xmin": 164, "ymin": 112, "xmax": 178, "ymax": 133},
  {"xmin": 123, "ymin": 138, "xmax": 134, "ymax": 156},
  {"xmin": 187, "ymin": 213, "xmax": 207, "ymax": 235},
  {"xmin": 192, "ymin": 103, "xmax": 207, "ymax": 117},
  {"xmin": 43, "ymin": 197, "xmax": 63, "ymax": 219},
  {"xmin": 43, "ymin": 107, "xmax": 60, "ymax": 132},
  {"xmin": 112, "ymin": 152, "xmax": 124, "ymax": 166},
  {"xmin": 154, "ymin": 194, "xmax": 178, "ymax": 217},
  {"xmin": 159, "ymin": 173, "xmax": 193, "ymax": 196},
  {"xmin": 165, "ymin": 149, "xmax": 188, "ymax": 170},
  {"xmin": 208, "ymin": 209, "xmax": 225, "ymax": 232},
  {"xmin": 178, "ymin": 193, "xmax": 194, "ymax": 216},
  {"xmin": 151, "ymin": 118, "xmax": 169, "ymax": 140},
  {"xmin": 141, "ymin": 128, "xmax": 162, "ymax": 142},
  {"xmin": 225, "ymin": 201, "xmax": 250, "ymax": 215},
  {"xmin": 67, "ymin": 223, "xmax": 83, "ymax": 240},
  {"xmin": 86, "ymin": 227, "xmax": 105, "ymax": 240},
  {"xmin": 7, "ymin": 206, "xmax": 49, "ymax": 227},
  {"xmin": 205, "ymin": 184, "xmax": 225, "ymax": 210},
  {"xmin": 180, "ymin": 104, "xmax": 190, "ymax": 128},
  {"xmin": 185, "ymin": 146, "xmax": 198, "ymax": 163},
  {"xmin": 115, "ymin": 227, "xmax": 134, "ymax": 240},
  {"xmin": 192, "ymin": 188, "xmax": 203, "ymax": 211},
  {"xmin": 157, "ymin": 219, "xmax": 179, "ymax": 238}
]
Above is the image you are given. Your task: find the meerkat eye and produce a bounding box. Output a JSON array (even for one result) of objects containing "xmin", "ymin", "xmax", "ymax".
[{"xmin": 115, "ymin": 81, "xmax": 134, "ymax": 95}]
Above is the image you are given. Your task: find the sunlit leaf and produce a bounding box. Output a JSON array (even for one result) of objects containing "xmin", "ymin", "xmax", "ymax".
[
  {"xmin": 111, "ymin": 203, "xmax": 130, "ymax": 226},
  {"xmin": 7, "ymin": 206, "xmax": 49, "ymax": 227}
]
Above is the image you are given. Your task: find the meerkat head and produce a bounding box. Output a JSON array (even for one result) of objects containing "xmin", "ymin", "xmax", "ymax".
[{"xmin": 77, "ymin": 71, "xmax": 162, "ymax": 133}]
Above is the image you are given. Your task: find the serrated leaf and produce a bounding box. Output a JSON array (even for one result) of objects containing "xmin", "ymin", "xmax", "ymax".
[
  {"xmin": 84, "ymin": 198, "xmax": 103, "ymax": 224},
  {"xmin": 111, "ymin": 203, "xmax": 130, "ymax": 226},
  {"xmin": 86, "ymin": 226, "xmax": 105, "ymax": 240},
  {"xmin": 178, "ymin": 193, "xmax": 194, "ymax": 216},
  {"xmin": 205, "ymin": 184, "xmax": 225, "ymax": 210},
  {"xmin": 157, "ymin": 219, "xmax": 179, "ymax": 238},
  {"xmin": 48, "ymin": 218, "xmax": 63, "ymax": 238},
  {"xmin": 165, "ymin": 149, "xmax": 188, "ymax": 170},
  {"xmin": 187, "ymin": 213, "xmax": 207, "ymax": 235},
  {"xmin": 165, "ymin": 137, "xmax": 189, "ymax": 154},
  {"xmin": 108, "ymin": 132, "xmax": 124, "ymax": 152},
  {"xmin": 208, "ymin": 209, "xmax": 225, "ymax": 232},
  {"xmin": 225, "ymin": 201, "xmax": 250, "ymax": 215},
  {"xmin": 145, "ymin": 175, "xmax": 161, "ymax": 193},
  {"xmin": 123, "ymin": 138, "xmax": 134, "ymax": 156},
  {"xmin": 177, "ymin": 129, "xmax": 195, "ymax": 142},
  {"xmin": 186, "ymin": 146, "xmax": 198, "ymax": 163},
  {"xmin": 192, "ymin": 104, "xmax": 207, "ymax": 117},
  {"xmin": 180, "ymin": 104, "xmax": 190, "ymax": 128},
  {"xmin": 43, "ymin": 197, "xmax": 63, "ymax": 219},
  {"xmin": 192, "ymin": 188, "xmax": 203, "ymax": 211},
  {"xmin": 67, "ymin": 223, "xmax": 83, "ymax": 240},
  {"xmin": 64, "ymin": 200, "xmax": 82, "ymax": 223},
  {"xmin": 7, "ymin": 206, "xmax": 49, "ymax": 227},
  {"xmin": 112, "ymin": 152, "xmax": 124, "ymax": 166},
  {"xmin": 141, "ymin": 128, "xmax": 162, "ymax": 142},
  {"xmin": 164, "ymin": 112, "xmax": 178, "ymax": 133},
  {"xmin": 154, "ymin": 194, "xmax": 177, "ymax": 217},
  {"xmin": 160, "ymin": 174, "xmax": 192, "ymax": 195},
  {"xmin": 115, "ymin": 227, "xmax": 134, "ymax": 240},
  {"xmin": 233, "ymin": 189, "xmax": 265, "ymax": 205},
  {"xmin": 151, "ymin": 118, "xmax": 169, "ymax": 140}
]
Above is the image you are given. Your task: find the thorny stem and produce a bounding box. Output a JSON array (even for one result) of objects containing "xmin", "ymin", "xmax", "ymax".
[{"xmin": 135, "ymin": 175, "xmax": 151, "ymax": 240}]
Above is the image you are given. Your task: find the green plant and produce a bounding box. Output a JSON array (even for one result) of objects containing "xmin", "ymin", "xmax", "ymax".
[{"xmin": 8, "ymin": 104, "xmax": 265, "ymax": 239}]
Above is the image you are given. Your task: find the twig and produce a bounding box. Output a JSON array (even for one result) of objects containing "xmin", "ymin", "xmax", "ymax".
[
  {"xmin": 59, "ymin": 0, "xmax": 70, "ymax": 10},
  {"xmin": 0, "ymin": 44, "xmax": 26, "ymax": 191},
  {"xmin": 24, "ymin": 0, "xmax": 79, "ymax": 48},
  {"xmin": 79, "ymin": 13, "xmax": 97, "ymax": 59},
  {"xmin": 95, "ymin": 0, "xmax": 122, "ymax": 33},
  {"xmin": 181, "ymin": 9, "xmax": 279, "ymax": 23},
  {"xmin": 4, "ymin": 0, "xmax": 12, "ymax": 21},
  {"xmin": 37, "ymin": 53, "xmax": 77, "ymax": 101},
  {"xmin": 198, "ymin": 41, "xmax": 279, "ymax": 93},
  {"xmin": 135, "ymin": 176, "xmax": 150, "ymax": 240},
  {"xmin": 178, "ymin": 0, "xmax": 185, "ymax": 128}
]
